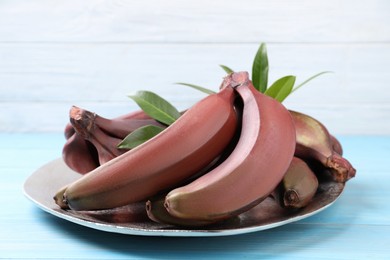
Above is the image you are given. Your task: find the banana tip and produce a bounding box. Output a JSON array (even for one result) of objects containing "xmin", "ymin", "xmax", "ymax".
[
  {"xmin": 53, "ymin": 186, "xmax": 70, "ymax": 209},
  {"xmin": 145, "ymin": 200, "xmax": 161, "ymax": 224},
  {"xmin": 283, "ymin": 189, "xmax": 300, "ymax": 207},
  {"xmin": 327, "ymin": 154, "xmax": 357, "ymax": 182}
]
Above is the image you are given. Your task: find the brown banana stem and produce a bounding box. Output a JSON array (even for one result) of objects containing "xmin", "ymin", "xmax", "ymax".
[
  {"xmin": 271, "ymin": 157, "xmax": 319, "ymax": 209},
  {"xmin": 53, "ymin": 186, "xmax": 69, "ymax": 209},
  {"xmin": 69, "ymin": 106, "xmax": 95, "ymax": 138},
  {"xmin": 326, "ymin": 152, "xmax": 356, "ymax": 182},
  {"xmin": 284, "ymin": 190, "xmax": 300, "ymax": 207}
]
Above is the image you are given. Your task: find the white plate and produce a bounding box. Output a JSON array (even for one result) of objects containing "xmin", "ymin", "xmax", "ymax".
[{"xmin": 24, "ymin": 158, "xmax": 345, "ymax": 237}]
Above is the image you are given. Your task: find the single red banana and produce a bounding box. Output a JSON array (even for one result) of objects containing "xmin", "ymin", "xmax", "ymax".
[
  {"xmin": 290, "ymin": 110, "xmax": 356, "ymax": 182},
  {"xmin": 62, "ymin": 121, "xmax": 100, "ymax": 173},
  {"xmin": 164, "ymin": 72, "xmax": 296, "ymax": 223},
  {"xmin": 54, "ymin": 86, "xmax": 238, "ymax": 210},
  {"xmin": 272, "ymin": 157, "xmax": 319, "ymax": 209},
  {"xmin": 62, "ymin": 133, "xmax": 99, "ymax": 174}
]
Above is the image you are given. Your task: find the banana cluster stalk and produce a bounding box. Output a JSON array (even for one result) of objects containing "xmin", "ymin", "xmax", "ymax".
[
  {"xmin": 63, "ymin": 107, "xmax": 165, "ymax": 174},
  {"xmin": 55, "ymin": 71, "xmax": 356, "ymax": 227},
  {"xmin": 290, "ymin": 110, "xmax": 356, "ymax": 182}
]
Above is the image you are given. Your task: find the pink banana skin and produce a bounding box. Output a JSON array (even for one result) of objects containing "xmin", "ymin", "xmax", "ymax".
[
  {"xmin": 164, "ymin": 72, "xmax": 296, "ymax": 223},
  {"xmin": 62, "ymin": 133, "xmax": 99, "ymax": 174},
  {"xmin": 95, "ymin": 115, "xmax": 164, "ymax": 139},
  {"xmin": 272, "ymin": 157, "xmax": 319, "ymax": 209},
  {"xmin": 290, "ymin": 110, "xmax": 356, "ymax": 182},
  {"xmin": 62, "ymin": 122, "xmax": 100, "ymax": 174},
  {"xmin": 115, "ymin": 109, "xmax": 154, "ymax": 120},
  {"xmin": 55, "ymin": 86, "xmax": 238, "ymax": 210}
]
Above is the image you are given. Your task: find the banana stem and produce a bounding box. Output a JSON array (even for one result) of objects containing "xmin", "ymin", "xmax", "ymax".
[
  {"xmin": 283, "ymin": 189, "xmax": 300, "ymax": 208},
  {"xmin": 326, "ymin": 153, "xmax": 356, "ymax": 182},
  {"xmin": 69, "ymin": 106, "xmax": 96, "ymax": 140}
]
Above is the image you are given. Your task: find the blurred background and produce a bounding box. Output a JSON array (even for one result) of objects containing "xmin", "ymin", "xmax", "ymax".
[{"xmin": 0, "ymin": 0, "xmax": 389, "ymax": 134}]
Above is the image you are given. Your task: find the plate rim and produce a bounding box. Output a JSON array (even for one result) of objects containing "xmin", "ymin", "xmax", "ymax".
[{"xmin": 24, "ymin": 158, "xmax": 345, "ymax": 237}]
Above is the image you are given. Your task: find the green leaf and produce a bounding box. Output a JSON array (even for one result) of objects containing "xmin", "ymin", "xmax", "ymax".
[
  {"xmin": 128, "ymin": 91, "xmax": 181, "ymax": 125},
  {"xmin": 291, "ymin": 71, "xmax": 333, "ymax": 93},
  {"xmin": 265, "ymin": 75, "xmax": 296, "ymax": 102},
  {"xmin": 219, "ymin": 64, "xmax": 234, "ymax": 74},
  {"xmin": 175, "ymin": 82, "xmax": 216, "ymax": 95},
  {"xmin": 117, "ymin": 125, "xmax": 165, "ymax": 149},
  {"xmin": 252, "ymin": 43, "xmax": 269, "ymax": 93}
]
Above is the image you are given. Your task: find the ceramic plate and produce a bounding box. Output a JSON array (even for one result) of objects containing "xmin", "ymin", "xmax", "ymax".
[{"xmin": 24, "ymin": 158, "xmax": 345, "ymax": 237}]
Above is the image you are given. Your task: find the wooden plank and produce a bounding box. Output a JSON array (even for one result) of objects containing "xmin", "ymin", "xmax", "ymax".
[
  {"xmin": 1, "ymin": 134, "xmax": 389, "ymax": 259},
  {"xmin": 1, "ymin": 101, "xmax": 390, "ymax": 134},
  {"xmin": 1, "ymin": 43, "xmax": 388, "ymax": 104},
  {"xmin": 1, "ymin": 43, "xmax": 389, "ymax": 134},
  {"xmin": 0, "ymin": 0, "xmax": 389, "ymax": 43}
]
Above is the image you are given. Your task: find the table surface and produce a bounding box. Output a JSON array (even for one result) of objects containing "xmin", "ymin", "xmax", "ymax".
[{"xmin": 0, "ymin": 133, "xmax": 388, "ymax": 259}]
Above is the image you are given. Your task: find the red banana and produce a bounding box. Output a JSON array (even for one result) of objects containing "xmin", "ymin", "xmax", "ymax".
[
  {"xmin": 54, "ymin": 86, "xmax": 238, "ymax": 210},
  {"xmin": 272, "ymin": 157, "xmax": 319, "ymax": 209},
  {"xmin": 164, "ymin": 72, "xmax": 296, "ymax": 223},
  {"xmin": 62, "ymin": 133, "xmax": 99, "ymax": 174},
  {"xmin": 290, "ymin": 110, "xmax": 356, "ymax": 182}
]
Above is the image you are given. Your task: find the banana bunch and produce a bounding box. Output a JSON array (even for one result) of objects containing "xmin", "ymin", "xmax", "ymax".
[
  {"xmin": 62, "ymin": 107, "xmax": 164, "ymax": 174},
  {"xmin": 54, "ymin": 71, "xmax": 356, "ymax": 226}
]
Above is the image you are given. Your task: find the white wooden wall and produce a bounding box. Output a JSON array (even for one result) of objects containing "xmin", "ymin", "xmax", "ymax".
[{"xmin": 0, "ymin": 0, "xmax": 389, "ymax": 134}]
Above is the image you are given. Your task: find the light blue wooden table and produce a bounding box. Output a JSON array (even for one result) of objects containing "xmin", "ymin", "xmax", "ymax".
[
  {"xmin": 1, "ymin": 133, "xmax": 388, "ymax": 259},
  {"xmin": 1, "ymin": 0, "xmax": 389, "ymax": 258}
]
